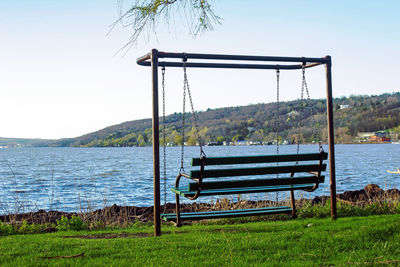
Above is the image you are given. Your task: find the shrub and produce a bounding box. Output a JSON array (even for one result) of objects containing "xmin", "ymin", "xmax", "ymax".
[
  {"xmin": 56, "ymin": 215, "xmax": 86, "ymax": 231},
  {"xmin": 0, "ymin": 220, "xmax": 15, "ymax": 236},
  {"xmin": 298, "ymin": 201, "xmax": 331, "ymax": 219},
  {"xmin": 17, "ymin": 220, "xmax": 51, "ymax": 234}
]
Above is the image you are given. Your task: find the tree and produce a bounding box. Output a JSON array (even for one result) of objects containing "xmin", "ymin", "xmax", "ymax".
[
  {"xmin": 186, "ymin": 126, "xmax": 198, "ymax": 145},
  {"xmin": 111, "ymin": 0, "xmax": 221, "ymax": 51},
  {"xmin": 137, "ymin": 134, "xmax": 146, "ymax": 146}
]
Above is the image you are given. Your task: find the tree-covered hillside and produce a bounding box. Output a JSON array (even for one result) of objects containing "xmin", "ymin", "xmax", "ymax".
[{"xmin": 48, "ymin": 92, "xmax": 400, "ymax": 147}]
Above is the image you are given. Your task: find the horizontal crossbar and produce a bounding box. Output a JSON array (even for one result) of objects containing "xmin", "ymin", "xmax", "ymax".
[
  {"xmin": 158, "ymin": 52, "xmax": 328, "ymax": 63},
  {"xmin": 138, "ymin": 61, "xmax": 309, "ymax": 70},
  {"xmin": 191, "ymin": 152, "xmax": 328, "ymax": 166},
  {"xmin": 137, "ymin": 51, "xmax": 329, "ymax": 71},
  {"xmin": 188, "ymin": 175, "xmax": 325, "ymax": 191},
  {"xmin": 161, "ymin": 206, "xmax": 292, "ymax": 221},
  {"xmin": 172, "ymin": 183, "xmax": 316, "ymax": 197},
  {"xmin": 190, "ymin": 164, "xmax": 326, "ymax": 179}
]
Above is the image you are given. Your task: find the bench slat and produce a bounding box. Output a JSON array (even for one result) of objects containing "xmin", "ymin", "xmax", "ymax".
[
  {"xmin": 161, "ymin": 206, "xmax": 292, "ymax": 221},
  {"xmin": 191, "ymin": 152, "xmax": 328, "ymax": 166},
  {"xmin": 188, "ymin": 175, "xmax": 325, "ymax": 191},
  {"xmin": 162, "ymin": 206, "xmax": 291, "ymax": 217},
  {"xmin": 172, "ymin": 183, "xmax": 316, "ymax": 197},
  {"xmin": 190, "ymin": 164, "xmax": 326, "ymax": 178}
]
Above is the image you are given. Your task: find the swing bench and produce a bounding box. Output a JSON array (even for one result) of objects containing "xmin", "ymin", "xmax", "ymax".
[
  {"xmin": 161, "ymin": 151, "xmax": 327, "ymax": 225},
  {"xmin": 137, "ymin": 50, "xmax": 337, "ymax": 235},
  {"xmin": 156, "ymin": 55, "xmax": 328, "ymax": 226}
]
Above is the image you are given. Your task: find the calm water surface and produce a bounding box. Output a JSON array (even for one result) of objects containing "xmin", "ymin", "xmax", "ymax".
[{"xmin": 0, "ymin": 144, "xmax": 399, "ymax": 214}]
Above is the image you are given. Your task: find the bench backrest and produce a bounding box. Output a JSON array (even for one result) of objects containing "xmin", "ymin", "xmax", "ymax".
[
  {"xmin": 190, "ymin": 152, "xmax": 327, "ymax": 178},
  {"xmin": 188, "ymin": 152, "xmax": 328, "ymax": 191}
]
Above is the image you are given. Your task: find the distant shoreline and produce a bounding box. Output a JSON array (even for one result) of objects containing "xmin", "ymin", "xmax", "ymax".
[{"xmin": 1, "ymin": 142, "xmax": 399, "ymax": 149}]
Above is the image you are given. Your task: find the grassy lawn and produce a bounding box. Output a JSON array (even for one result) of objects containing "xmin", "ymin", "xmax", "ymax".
[{"xmin": 1, "ymin": 214, "xmax": 400, "ymax": 266}]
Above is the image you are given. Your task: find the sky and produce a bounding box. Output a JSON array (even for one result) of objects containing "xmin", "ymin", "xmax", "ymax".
[{"xmin": 1, "ymin": 0, "xmax": 399, "ymax": 139}]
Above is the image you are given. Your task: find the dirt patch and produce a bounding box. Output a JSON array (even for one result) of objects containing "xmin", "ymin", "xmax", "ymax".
[{"xmin": 41, "ymin": 252, "xmax": 85, "ymax": 259}]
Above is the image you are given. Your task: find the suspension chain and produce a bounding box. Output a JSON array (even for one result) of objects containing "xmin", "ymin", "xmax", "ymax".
[
  {"xmin": 183, "ymin": 57, "xmax": 206, "ymax": 158},
  {"xmin": 276, "ymin": 69, "xmax": 280, "ymax": 158},
  {"xmin": 161, "ymin": 66, "xmax": 167, "ymax": 207},
  {"xmin": 301, "ymin": 65, "xmax": 322, "ymax": 152},
  {"xmin": 276, "ymin": 69, "xmax": 280, "ymax": 179},
  {"xmin": 296, "ymin": 67, "xmax": 306, "ymax": 156},
  {"xmin": 180, "ymin": 61, "xmax": 187, "ymax": 173}
]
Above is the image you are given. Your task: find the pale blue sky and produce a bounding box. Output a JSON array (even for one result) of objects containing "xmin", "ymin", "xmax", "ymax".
[{"xmin": 1, "ymin": 1, "xmax": 399, "ymax": 139}]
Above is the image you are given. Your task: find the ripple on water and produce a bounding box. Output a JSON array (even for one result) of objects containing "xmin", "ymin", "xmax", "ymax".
[{"xmin": 0, "ymin": 145, "xmax": 399, "ymax": 213}]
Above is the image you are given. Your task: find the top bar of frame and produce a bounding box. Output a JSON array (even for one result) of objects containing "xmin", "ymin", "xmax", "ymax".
[{"xmin": 136, "ymin": 50, "xmax": 329, "ymax": 70}]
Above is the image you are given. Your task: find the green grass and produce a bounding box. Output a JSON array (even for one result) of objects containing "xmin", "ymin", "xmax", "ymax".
[{"xmin": 1, "ymin": 214, "xmax": 400, "ymax": 266}]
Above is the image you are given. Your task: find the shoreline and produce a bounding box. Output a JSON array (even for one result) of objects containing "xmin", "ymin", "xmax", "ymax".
[
  {"xmin": 1, "ymin": 184, "xmax": 399, "ymax": 225},
  {"xmin": 1, "ymin": 142, "xmax": 399, "ymax": 149}
]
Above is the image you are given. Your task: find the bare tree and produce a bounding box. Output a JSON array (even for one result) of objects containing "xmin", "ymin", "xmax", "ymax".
[{"xmin": 110, "ymin": 0, "xmax": 221, "ymax": 52}]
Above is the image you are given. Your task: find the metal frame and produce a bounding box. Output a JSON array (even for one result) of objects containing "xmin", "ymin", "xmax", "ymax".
[{"xmin": 137, "ymin": 49, "xmax": 337, "ymax": 237}]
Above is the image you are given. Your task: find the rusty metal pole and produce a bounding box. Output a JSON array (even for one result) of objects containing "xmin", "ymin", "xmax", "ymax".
[
  {"xmin": 151, "ymin": 49, "xmax": 161, "ymax": 236},
  {"xmin": 325, "ymin": 55, "xmax": 337, "ymax": 220}
]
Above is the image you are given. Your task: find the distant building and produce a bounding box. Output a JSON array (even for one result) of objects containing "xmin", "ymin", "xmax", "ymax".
[
  {"xmin": 249, "ymin": 141, "xmax": 262, "ymax": 146},
  {"xmin": 357, "ymin": 131, "xmax": 390, "ymax": 143},
  {"xmin": 206, "ymin": 142, "xmax": 223, "ymax": 146},
  {"xmin": 369, "ymin": 136, "xmax": 391, "ymax": 143},
  {"xmin": 339, "ymin": 104, "xmax": 350, "ymax": 109},
  {"xmin": 369, "ymin": 131, "xmax": 390, "ymax": 143},
  {"xmin": 236, "ymin": 141, "xmax": 247, "ymax": 146},
  {"xmin": 357, "ymin": 132, "xmax": 375, "ymax": 138},
  {"xmin": 374, "ymin": 131, "xmax": 387, "ymax": 138}
]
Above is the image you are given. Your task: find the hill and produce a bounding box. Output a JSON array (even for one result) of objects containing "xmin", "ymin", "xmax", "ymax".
[
  {"xmin": 0, "ymin": 138, "xmax": 54, "ymax": 148},
  {"xmin": 46, "ymin": 92, "xmax": 400, "ymax": 147}
]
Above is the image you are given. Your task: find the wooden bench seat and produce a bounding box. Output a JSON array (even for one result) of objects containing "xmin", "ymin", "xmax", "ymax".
[
  {"xmin": 161, "ymin": 151, "xmax": 328, "ymax": 226},
  {"xmin": 161, "ymin": 206, "xmax": 292, "ymax": 221}
]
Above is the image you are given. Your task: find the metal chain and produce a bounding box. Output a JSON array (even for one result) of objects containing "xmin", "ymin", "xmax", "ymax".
[
  {"xmin": 161, "ymin": 66, "xmax": 167, "ymax": 208},
  {"xmin": 301, "ymin": 65, "xmax": 322, "ymax": 151},
  {"xmin": 180, "ymin": 60, "xmax": 187, "ymax": 173},
  {"xmin": 275, "ymin": 69, "xmax": 281, "ymax": 203},
  {"xmin": 296, "ymin": 67, "xmax": 306, "ymax": 157},
  {"xmin": 183, "ymin": 58, "xmax": 206, "ymax": 158},
  {"xmin": 276, "ymin": 69, "xmax": 280, "ymax": 178}
]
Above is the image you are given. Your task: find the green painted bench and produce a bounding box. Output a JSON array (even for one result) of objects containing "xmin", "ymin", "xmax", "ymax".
[{"xmin": 161, "ymin": 151, "xmax": 328, "ymax": 226}]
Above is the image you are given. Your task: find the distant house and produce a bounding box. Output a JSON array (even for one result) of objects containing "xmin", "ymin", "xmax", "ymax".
[
  {"xmin": 357, "ymin": 132, "xmax": 375, "ymax": 138},
  {"xmin": 206, "ymin": 142, "xmax": 223, "ymax": 146},
  {"xmin": 235, "ymin": 141, "xmax": 247, "ymax": 146},
  {"xmin": 339, "ymin": 104, "xmax": 350, "ymax": 109},
  {"xmin": 369, "ymin": 136, "xmax": 391, "ymax": 143},
  {"xmin": 374, "ymin": 131, "xmax": 387, "ymax": 138},
  {"xmin": 249, "ymin": 141, "xmax": 262, "ymax": 146},
  {"xmin": 369, "ymin": 132, "xmax": 391, "ymax": 143},
  {"xmin": 357, "ymin": 131, "xmax": 390, "ymax": 143}
]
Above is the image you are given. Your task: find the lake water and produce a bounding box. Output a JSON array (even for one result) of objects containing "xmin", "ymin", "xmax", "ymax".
[{"xmin": 0, "ymin": 144, "xmax": 399, "ymax": 214}]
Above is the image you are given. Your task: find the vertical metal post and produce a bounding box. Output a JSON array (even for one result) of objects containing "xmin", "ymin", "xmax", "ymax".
[
  {"xmin": 151, "ymin": 49, "xmax": 161, "ymax": 236},
  {"xmin": 325, "ymin": 56, "xmax": 337, "ymax": 220},
  {"xmin": 289, "ymin": 173, "xmax": 297, "ymax": 218}
]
